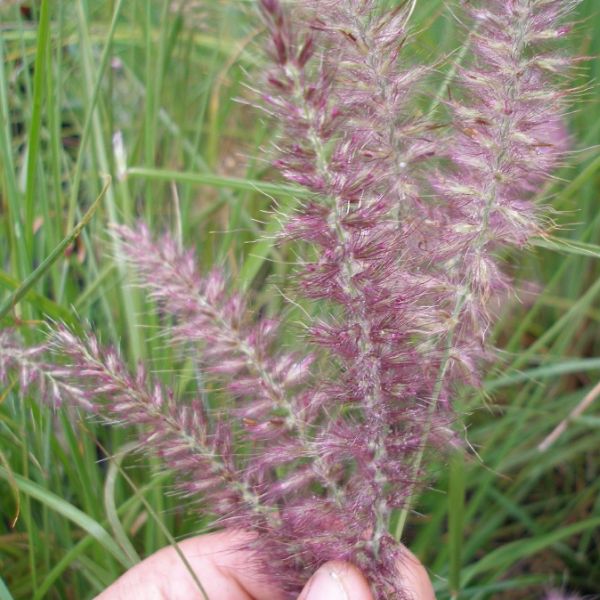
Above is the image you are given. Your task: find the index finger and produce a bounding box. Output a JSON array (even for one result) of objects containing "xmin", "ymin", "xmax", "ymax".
[{"xmin": 94, "ymin": 530, "xmax": 285, "ymax": 600}]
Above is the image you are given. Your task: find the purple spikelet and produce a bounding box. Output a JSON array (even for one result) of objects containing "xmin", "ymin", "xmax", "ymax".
[
  {"xmin": 114, "ymin": 225, "xmax": 357, "ymax": 595},
  {"xmin": 256, "ymin": 0, "xmax": 579, "ymax": 596},
  {"xmin": 113, "ymin": 224, "xmax": 342, "ymax": 495},
  {"xmin": 426, "ymin": 0, "xmax": 579, "ymax": 402},
  {"xmin": 259, "ymin": 1, "xmax": 448, "ymax": 594}
]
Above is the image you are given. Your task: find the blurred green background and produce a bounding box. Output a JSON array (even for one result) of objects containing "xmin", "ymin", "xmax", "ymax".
[{"xmin": 0, "ymin": 1, "xmax": 598, "ymax": 598}]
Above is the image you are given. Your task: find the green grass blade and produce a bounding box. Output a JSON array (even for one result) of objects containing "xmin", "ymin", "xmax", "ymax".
[
  {"xmin": 237, "ymin": 194, "xmax": 297, "ymax": 290},
  {"xmin": 0, "ymin": 270, "xmax": 75, "ymax": 324},
  {"xmin": 0, "ymin": 177, "xmax": 109, "ymax": 322},
  {"xmin": 32, "ymin": 473, "xmax": 170, "ymax": 600},
  {"xmin": 485, "ymin": 357, "xmax": 600, "ymax": 392},
  {"xmin": 0, "ymin": 36, "xmax": 27, "ymax": 280},
  {"xmin": 126, "ymin": 166, "xmax": 309, "ymax": 197},
  {"xmin": 461, "ymin": 516, "xmax": 600, "ymax": 585},
  {"xmin": 103, "ymin": 444, "xmax": 141, "ymax": 565},
  {"xmin": 115, "ymin": 463, "xmax": 209, "ymax": 600},
  {"xmin": 64, "ymin": 0, "xmax": 125, "ymax": 235},
  {"xmin": 532, "ymin": 235, "xmax": 600, "ymax": 260},
  {"xmin": 0, "ymin": 577, "xmax": 15, "ymax": 600},
  {"xmin": 509, "ymin": 275, "xmax": 600, "ymax": 372},
  {"xmin": 448, "ymin": 450, "xmax": 465, "ymax": 598},
  {"xmin": 554, "ymin": 152, "xmax": 600, "ymax": 204},
  {"xmin": 0, "ymin": 466, "xmax": 132, "ymax": 569},
  {"xmin": 23, "ymin": 0, "xmax": 50, "ymax": 254}
]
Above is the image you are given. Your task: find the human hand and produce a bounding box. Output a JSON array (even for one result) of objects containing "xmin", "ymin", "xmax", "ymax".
[{"xmin": 95, "ymin": 530, "xmax": 435, "ymax": 600}]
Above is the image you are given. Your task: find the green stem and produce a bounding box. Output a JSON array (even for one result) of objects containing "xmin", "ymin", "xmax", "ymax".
[
  {"xmin": 23, "ymin": 0, "xmax": 50, "ymax": 258},
  {"xmin": 0, "ymin": 178, "xmax": 109, "ymax": 322}
]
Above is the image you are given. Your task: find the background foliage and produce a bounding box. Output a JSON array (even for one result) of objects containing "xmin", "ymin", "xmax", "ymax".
[{"xmin": 0, "ymin": 1, "xmax": 598, "ymax": 598}]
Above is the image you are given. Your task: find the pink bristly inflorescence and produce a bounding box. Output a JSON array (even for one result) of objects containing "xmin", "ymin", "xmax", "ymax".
[
  {"xmin": 0, "ymin": 1, "xmax": 580, "ymax": 598},
  {"xmin": 544, "ymin": 592, "xmax": 582, "ymax": 600}
]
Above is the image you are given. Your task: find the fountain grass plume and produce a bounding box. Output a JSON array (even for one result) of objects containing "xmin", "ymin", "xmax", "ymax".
[{"xmin": 0, "ymin": 0, "xmax": 581, "ymax": 598}]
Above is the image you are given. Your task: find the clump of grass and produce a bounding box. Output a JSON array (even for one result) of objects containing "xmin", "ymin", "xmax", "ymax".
[{"xmin": 0, "ymin": 1, "xmax": 599, "ymax": 599}]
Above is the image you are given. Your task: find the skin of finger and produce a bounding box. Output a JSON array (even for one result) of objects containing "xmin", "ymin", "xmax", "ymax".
[
  {"xmin": 297, "ymin": 561, "xmax": 374, "ymax": 600},
  {"xmin": 398, "ymin": 547, "xmax": 436, "ymax": 600},
  {"xmin": 296, "ymin": 550, "xmax": 435, "ymax": 600},
  {"xmin": 93, "ymin": 530, "xmax": 285, "ymax": 600}
]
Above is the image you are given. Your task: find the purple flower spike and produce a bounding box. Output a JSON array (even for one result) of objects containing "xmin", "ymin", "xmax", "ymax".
[{"xmin": 256, "ymin": 0, "xmax": 579, "ymax": 596}]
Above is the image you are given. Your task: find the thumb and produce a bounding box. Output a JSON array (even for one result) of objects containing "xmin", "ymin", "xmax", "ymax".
[
  {"xmin": 298, "ymin": 561, "xmax": 374, "ymax": 600},
  {"xmin": 296, "ymin": 550, "xmax": 436, "ymax": 600}
]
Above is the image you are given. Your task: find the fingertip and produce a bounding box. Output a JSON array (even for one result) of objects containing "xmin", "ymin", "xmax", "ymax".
[
  {"xmin": 297, "ymin": 549, "xmax": 435, "ymax": 600},
  {"xmin": 298, "ymin": 561, "xmax": 374, "ymax": 600},
  {"xmin": 396, "ymin": 547, "xmax": 436, "ymax": 600}
]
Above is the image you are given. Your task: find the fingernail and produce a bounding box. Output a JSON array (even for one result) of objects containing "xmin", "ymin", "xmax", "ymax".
[{"xmin": 304, "ymin": 567, "xmax": 349, "ymax": 600}]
